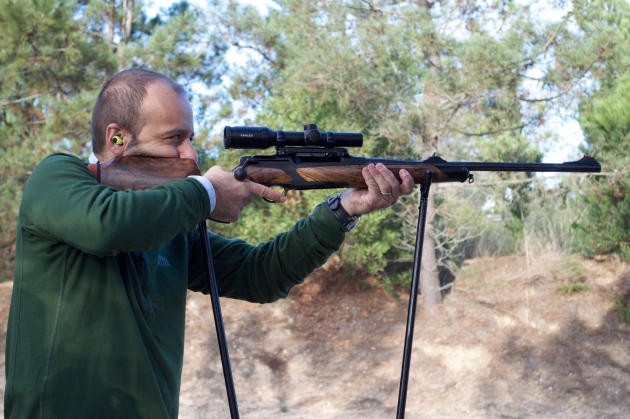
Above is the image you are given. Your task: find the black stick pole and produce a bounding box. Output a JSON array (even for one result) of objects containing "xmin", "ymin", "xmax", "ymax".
[
  {"xmin": 396, "ymin": 171, "xmax": 433, "ymax": 419},
  {"xmin": 198, "ymin": 222, "xmax": 240, "ymax": 419}
]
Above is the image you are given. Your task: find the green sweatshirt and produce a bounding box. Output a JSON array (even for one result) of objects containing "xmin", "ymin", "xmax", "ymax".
[{"xmin": 5, "ymin": 153, "xmax": 347, "ymax": 419}]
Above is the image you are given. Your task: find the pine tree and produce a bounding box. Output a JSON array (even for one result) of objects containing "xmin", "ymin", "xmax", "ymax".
[
  {"xmin": 578, "ymin": 73, "xmax": 630, "ymax": 258},
  {"xmin": 569, "ymin": 0, "xmax": 630, "ymax": 259}
]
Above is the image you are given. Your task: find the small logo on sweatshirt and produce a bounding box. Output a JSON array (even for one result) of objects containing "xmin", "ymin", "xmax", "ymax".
[{"xmin": 157, "ymin": 255, "xmax": 171, "ymax": 267}]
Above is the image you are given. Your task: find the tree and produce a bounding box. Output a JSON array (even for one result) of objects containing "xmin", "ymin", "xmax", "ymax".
[
  {"xmin": 578, "ymin": 73, "xmax": 630, "ymax": 258},
  {"xmin": 567, "ymin": 0, "xmax": 630, "ymax": 259},
  {"xmin": 215, "ymin": 0, "xmax": 595, "ymax": 305}
]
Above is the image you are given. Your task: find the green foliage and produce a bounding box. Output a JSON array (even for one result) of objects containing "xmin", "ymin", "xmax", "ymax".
[
  {"xmin": 615, "ymin": 297, "xmax": 630, "ymax": 325},
  {"xmin": 381, "ymin": 270, "xmax": 410, "ymax": 297},
  {"xmin": 620, "ymin": 243, "xmax": 630, "ymax": 263},
  {"xmin": 560, "ymin": 257, "xmax": 585, "ymax": 278},
  {"xmin": 0, "ymin": 0, "xmax": 113, "ymax": 268},
  {"xmin": 345, "ymin": 209, "xmax": 400, "ymax": 273},
  {"xmin": 577, "ymin": 70, "xmax": 630, "ymax": 259},
  {"xmin": 555, "ymin": 281, "xmax": 589, "ymax": 295},
  {"xmin": 571, "ymin": 0, "xmax": 630, "ymax": 260}
]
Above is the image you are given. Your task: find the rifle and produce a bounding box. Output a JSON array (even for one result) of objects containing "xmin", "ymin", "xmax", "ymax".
[
  {"xmin": 87, "ymin": 124, "xmax": 601, "ymax": 419},
  {"xmin": 223, "ymin": 124, "xmax": 601, "ymax": 192}
]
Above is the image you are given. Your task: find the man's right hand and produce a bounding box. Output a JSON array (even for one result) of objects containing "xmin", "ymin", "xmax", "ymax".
[{"xmin": 203, "ymin": 166, "xmax": 286, "ymax": 222}]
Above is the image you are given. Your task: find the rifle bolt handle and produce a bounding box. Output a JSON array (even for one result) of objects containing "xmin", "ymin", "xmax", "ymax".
[{"xmin": 234, "ymin": 167, "xmax": 248, "ymax": 181}]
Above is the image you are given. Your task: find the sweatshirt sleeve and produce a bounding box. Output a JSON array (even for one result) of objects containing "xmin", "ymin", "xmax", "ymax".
[
  {"xmin": 20, "ymin": 153, "xmax": 210, "ymax": 257},
  {"xmin": 187, "ymin": 204, "xmax": 347, "ymax": 303}
]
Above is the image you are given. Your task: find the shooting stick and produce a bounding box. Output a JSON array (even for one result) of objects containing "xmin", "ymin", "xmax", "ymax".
[
  {"xmin": 198, "ymin": 223, "xmax": 241, "ymax": 419},
  {"xmin": 396, "ymin": 171, "xmax": 433, "ymax": 419}
]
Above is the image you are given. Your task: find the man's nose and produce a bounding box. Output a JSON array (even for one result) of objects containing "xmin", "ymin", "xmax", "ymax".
[{"xmin": 179, "ymin": 140, "xmax": 198, "ymax": 162}]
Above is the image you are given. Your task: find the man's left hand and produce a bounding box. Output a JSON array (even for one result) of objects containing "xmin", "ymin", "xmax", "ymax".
[{"xmin": 339, "ymin": 163, "xmax": 415, "ymax": 216}]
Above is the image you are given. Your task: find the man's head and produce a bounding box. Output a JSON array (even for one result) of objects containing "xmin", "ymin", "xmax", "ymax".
[{"xmin": 92, "ymin": 69, "xmax": 197, "ymax": 161}]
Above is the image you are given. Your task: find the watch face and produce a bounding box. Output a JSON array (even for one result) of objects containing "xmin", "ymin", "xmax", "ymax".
[{"xmin": 328, "ymin": 195, "xmax": 341, "ymax": 210}]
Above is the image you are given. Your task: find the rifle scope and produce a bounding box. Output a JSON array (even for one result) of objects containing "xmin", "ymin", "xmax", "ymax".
[{"xmin": 224, "ymin": 124, "xmax": 363, "ymax": 149}]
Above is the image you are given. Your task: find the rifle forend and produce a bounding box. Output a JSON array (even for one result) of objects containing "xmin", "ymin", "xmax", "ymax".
[{"xmin": 224, "ymin": 124, "xmax": 602, "ymax": 194}]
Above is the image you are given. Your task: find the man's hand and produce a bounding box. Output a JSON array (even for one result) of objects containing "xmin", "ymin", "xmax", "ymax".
[
  {"xmin": 339, "ymin": 163, "xmax": 415, "ymax": 216},
  {"xmin": 203, "ymin": 166, "xmax": 286, "ymax": 222}
]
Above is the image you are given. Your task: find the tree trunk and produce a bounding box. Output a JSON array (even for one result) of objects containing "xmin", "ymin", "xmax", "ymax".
[
  {"xmin": 108, "ymin": 0, "xmax": 115, "ymax": 46},
  {"xmin": 118, "ymin": 0, "xmax": 133, "ymax": 70},
  {"xmin": 419, "ymin": 184, "xmax": 442, "ymax": 306},
  {"xmin": 125, "ymin": 0, "xmax": 133, "ymax": 43},
  {"xmin": 416, "ymin": 0, "xmax": 443, "ymax": 307}
]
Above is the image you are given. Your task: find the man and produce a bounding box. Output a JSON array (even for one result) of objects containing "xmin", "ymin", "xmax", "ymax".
[{"xmin": 5, "ymin": 69, "xmax": 414, "ymax": 419}]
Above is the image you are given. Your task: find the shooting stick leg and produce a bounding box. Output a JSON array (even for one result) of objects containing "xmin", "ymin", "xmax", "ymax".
[
  {"xmin": 396, "ymin": 171, "xmax": 433, "ymax": 419},
  {"xmin": 199, "ymin": 222, "xmax": 241, "ymax": 419}
]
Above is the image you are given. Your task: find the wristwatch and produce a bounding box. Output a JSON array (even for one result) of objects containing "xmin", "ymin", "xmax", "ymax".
[{"xmin": 324, "ymin": 193, "xmax": 361, "ymax": 231}]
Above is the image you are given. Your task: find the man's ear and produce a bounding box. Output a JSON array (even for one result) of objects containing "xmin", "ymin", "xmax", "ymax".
[{"xmin": 104, "ymin": 123, "xmax": 132, "ymax": 157}]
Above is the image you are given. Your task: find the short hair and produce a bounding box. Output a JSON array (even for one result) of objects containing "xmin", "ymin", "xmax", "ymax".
[{"xmin": 91, "ymin": 69, "xmax": 187, "ymax": 154}]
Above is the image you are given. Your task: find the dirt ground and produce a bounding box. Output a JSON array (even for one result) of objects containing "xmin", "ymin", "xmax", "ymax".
[{"xmin": 1, "ymin": 254, "xmax": 629, "ymax": 418}]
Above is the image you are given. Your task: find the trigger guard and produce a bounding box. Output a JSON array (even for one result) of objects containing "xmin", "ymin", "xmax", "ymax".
[{"xmin": 264, "ymin": 186, "xmax": 288, "ymax": 203}]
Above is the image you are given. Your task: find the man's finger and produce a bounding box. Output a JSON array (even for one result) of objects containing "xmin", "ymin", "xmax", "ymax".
[
  {"xmin": 362, "ymin": 165, "xmax": 383, "ymax": 198},
  {"xmin": 399, "ymin": 169, "xmax": 415, "ymax": 195},
  {"xmin": 246, "ymin": 181, "xmax": 286, "ymax": 203},
  {"xmin": 369, "ymin": 163, "xmax": 400, "ymax": 197},
  {"xmin": 375, "ymin": 162, "xmax": 399, "ymax": 184}
]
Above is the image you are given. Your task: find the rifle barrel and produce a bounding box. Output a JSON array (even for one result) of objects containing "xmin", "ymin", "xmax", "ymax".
[
  {"xmin": 456, "ymin": 155, "xmax": 601, "ymax": 173},
  {"xmin": 365, "ymin": 155, "xmax": 601, "ymax": 175}
]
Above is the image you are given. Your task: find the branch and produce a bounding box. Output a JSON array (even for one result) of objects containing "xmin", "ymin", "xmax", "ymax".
[
  {"xmin": 231, "ymin": 42, "xmax": 276, "ymax": 65},
  {"xmin": 346, "ymin": 1, "xmax": 397, "ymax": 15},
  {"xmin": 517, "ymin": 91, "xmax": 566, "ymax": 103},
  {"xmin": 454, "ymin": 124, "xmax": 527, "ymax": 137},
  {"xmin": 0, "ymin": 94, "xmax": 40, "ymax": 106},
  {"xmin": 541, "ymin": 12, "xmax": 572, "ymax": 56}
]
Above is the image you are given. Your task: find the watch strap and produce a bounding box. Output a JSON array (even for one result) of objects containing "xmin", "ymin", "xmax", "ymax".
[{"xmin": 323, "ymin": 193, "xmax": 361, "ymax": 231}]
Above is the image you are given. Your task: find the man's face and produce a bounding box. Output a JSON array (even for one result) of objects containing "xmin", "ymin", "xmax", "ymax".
[{"xmin": 125, "ymin": 82, "xmax": 197, "ymax": 161}]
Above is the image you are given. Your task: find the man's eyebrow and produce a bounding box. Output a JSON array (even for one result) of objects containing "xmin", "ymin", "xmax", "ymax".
[{"xmin": 159, "ymin": 127, "xmax": 194, "ymax": 138}]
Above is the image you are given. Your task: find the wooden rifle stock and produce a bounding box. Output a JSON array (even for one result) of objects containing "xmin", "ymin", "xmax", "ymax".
[{"xmin": 86, "ymin": 156, "xmax": 201, "ymax": 191}]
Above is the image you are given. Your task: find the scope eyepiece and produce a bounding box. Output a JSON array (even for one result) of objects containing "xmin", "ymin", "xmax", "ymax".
[{"xmin": 223, "ymin": 124, "xmax": 363, "ymax": 149}]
